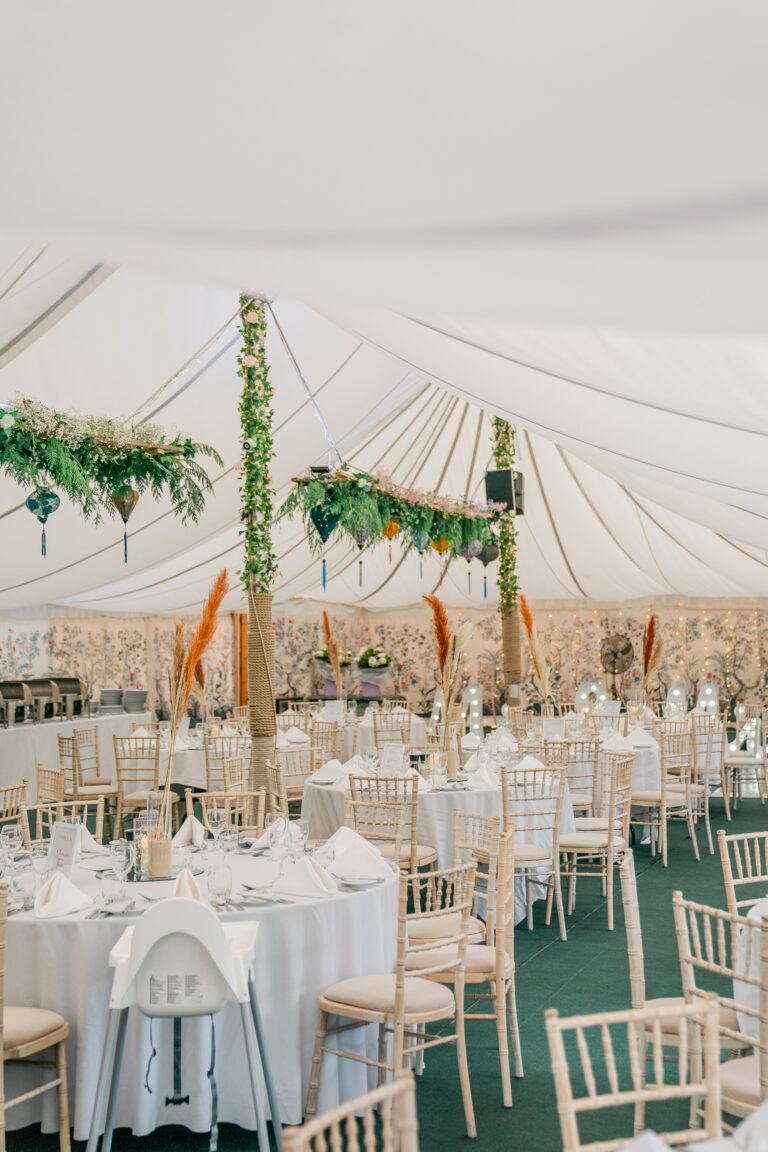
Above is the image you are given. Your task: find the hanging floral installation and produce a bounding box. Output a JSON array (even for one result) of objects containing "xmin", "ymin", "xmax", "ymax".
[
  {"xmin": 0, "ymin": 396, "xmax": 222, "ymax": 523},
  {"xmin": 279, "ymin": 466, "xmax": 505, "ymax": 560}
]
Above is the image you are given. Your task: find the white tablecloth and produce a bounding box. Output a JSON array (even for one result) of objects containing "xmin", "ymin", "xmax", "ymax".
[
  {"xmin": 5, "ymin": 852, "xmax": 398, "ymax": 1138},
  {"xmin": 734, "ymin": 896, "xmax": 768, "ymax": 1042},
  {"xmin": 302, "ymin": 772, "xmax": 575, "ymax": 924},
  {"xmin": 0, "ymin": 713, "xmax": 152, "ymax": 800}
]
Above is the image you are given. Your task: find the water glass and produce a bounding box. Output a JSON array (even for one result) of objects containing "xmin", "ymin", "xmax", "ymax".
[
  {"xmin": 205, "ymin": 808, "xmax": 226, "ymax": 840},
  {"xmin": 208, "ymin": 865, "xmax": 232, "ymax": 907},
  {"xmin": 219, "ymin": 828, "xmax": 238, "ymax": 853},
  {"xmin": 202, "ymin": 839, "xmax": 226, "ymax": 873},
  {"xmin": 10, "ymin": 866, "xmax": 35, "ymax": 910},
  {"xmin": 30, "ymin": 845, "xmax": 50, "ymax": 888},
  {"xmin": 110, "ymin": 839, "xmax": 133, "ymax": 893},
  {"xmin": 1, "ymin": 825, "xmax": 22, "ymax": 855}
]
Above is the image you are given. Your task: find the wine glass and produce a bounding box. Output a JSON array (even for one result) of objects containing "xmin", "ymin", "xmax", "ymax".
[
  {"xmin": 208, "ymin": 864, "xmax": 232, "ymax": 908},
  {"xmin": 1, "ymin": 825, "xmax": 22, "ymax": 856},
  {"xmin": 109, "ymin": 839, "xmax": 133, "ymax": 895},
  {"xmin": 218, "ymin": 828, "xmax": 238, "ymax": 853},
  {"xmin": 205, "ymin": 808, "xmax": 226, "ymax": 840},
  {"xmin": 30, "ymin": 845, "xmax": 50, "ymax": 889},
  {"xmin": 10, "ymin": 865, "xmax": 35, "ymax": 910}
]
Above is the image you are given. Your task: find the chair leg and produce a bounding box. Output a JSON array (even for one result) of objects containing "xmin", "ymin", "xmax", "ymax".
[
  {"xmin": 248, "ymin": 981, "xmax": 283, "ymax": 1152},
  {"xmin": 454, "ymin": 1002, "xmax": 477, "ymax": 1138},
  {"xmin": 544, "ymin": 872, "xmax": 554, "ymax": 924},
  {"xmin": 85, "ymin": 1008, "xmax": 122, "ymax": 1152},
  {"xmin": 240, "ymin": 1003, "xmax": 271, "ymax": 1152},
  {"xmin": 685, "ymin": 803, "xmax": 700, "ymax": 862},
  {"xmin": 661, "ymin": 809, "xmax": 668, "ymax": 868},
  {"xmin": 721, "ymin": 768, "xmax": 731, "ymax": 821},
  {"xmin": 507, "ymin": 979, "xmax": 524, "ymax": 1078},
  {"xmin": 55, "ymin": 1038, "xmax": 71, "ymax": 1152},
  {"xmin": 101, "ymin": 1008, "xmax": 129, "ymax": 1152},
  {"xmin": 305, "ymin": 1009, "xmax": 328, "ymax": 1121},
  {"xmin": 606, "ymin": 854, "xmax": 614, "ymax": 932},
  {"xmin": 414, "ymin": 1023, "xmax": 425, "ymax": 1076},
  {"xmin": 554, "ymin": 862, "xmax": 567, "ymax": 942},
  {"xmin": 703, "ymin": 791, "xmax": 714, "ymax": 855},
  {"xmin": 377, "ymin": 1023, "xmax": 387, "ymax": 1087},
  {"xmin": 492, "ymin": 979, "xmax": 512, "ymax": 1107},
  {"xmin": 525, "ymin": 874, "xmax": 534, "ymax": 931}
]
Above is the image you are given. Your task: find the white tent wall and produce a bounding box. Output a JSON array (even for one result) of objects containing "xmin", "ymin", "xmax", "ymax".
[{"xmin": 1, "ymin": 600, "xmax": 764, "ymax": 717}]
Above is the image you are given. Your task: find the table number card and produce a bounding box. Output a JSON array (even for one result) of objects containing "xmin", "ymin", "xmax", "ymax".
[{"xmin": 46, "ymin": 822, "xmax": 79, "ymax": 878}]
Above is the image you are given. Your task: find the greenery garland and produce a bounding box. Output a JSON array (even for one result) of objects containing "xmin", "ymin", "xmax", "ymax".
[
  {"xmin": 279, "ymin": 467, "xmax": 504, "ymax": 555},
  {"xmin": 237, "ymin": 297, "xmax": 277, "ymax": 593},
  {"xmin": 0, "ymin": 396, "xmax": 221, "ymax": 522},
  {"xmin": 492, "ymin": 417, "xmax": 519, "ymax": 606}
]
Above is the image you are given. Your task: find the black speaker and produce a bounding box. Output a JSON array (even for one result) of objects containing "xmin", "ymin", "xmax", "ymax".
[{"xmin": 485, "ymin": 469, "xmax": 524, "ymax": 515}]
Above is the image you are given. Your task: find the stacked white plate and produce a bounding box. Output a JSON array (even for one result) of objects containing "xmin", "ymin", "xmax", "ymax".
[
  {"xmin": 123, "ymin": 689, "xmax": 148, "ymax": 714},
  {"xmin": 99, "ymin": 689, "xmax": 123, "ymax": 715}
]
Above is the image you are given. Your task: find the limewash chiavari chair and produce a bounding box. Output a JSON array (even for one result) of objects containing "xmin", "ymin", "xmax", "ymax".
[
  {"xmin": 348, "ymin": 775, "xmax": 437, "ymax": 876},
  {"xmin": 20, "ymin": 797, "xmax": 105, "ymax": 849},
  {"xmin": 113, "ymin": 733, "xmax": 177, "ymax": 837},
  {"xmin": 0, "ymin": 781, "xmax": 27, "ymax": 829},
  {"xmin": 501, "ymin": 759, "xmax": 567, "ymax": 940},
  {"xmin": 631, "ymin": 727, "xmax": 699, "ymax": 867},
  {"xmin": 725, "ymin": 704, "xmax": 767, "ymax": 809},
  {"xmin": 672, "ymin": 890, "xmax": 768, "ymax": 1122},
  {"xmin": 0, "ymin": 882, "xmax": 72, "ymax": 1151},
  {"xmin": 37, "ymin": 764, "xmax": 65, "ymax": 805},
  {"xmin": 545, "ymin": 997, "xmax": 722, "ymax": 1150},
  {"xmin": 230, "ymin": 704, "xmax": 248, "ymax": 721},
  {"xmin": 204, "ymin": 733, "xmax": 250, "ymax": 792},
  {"xmin": 343, "ymin": 798, "xmax": 406, "ymax": 862},
  {"xmin": 691, "ymin": 709, "xmax": 730, "ymax": 824},
  {"xmin": 562, "ymin": 739, "xmax": 600, "ymax": 819},
  {"xmin": 411, "ymin": 824, "xmax": 523, "ymax": 1106},
  {"xmin": 310, "ymin": 719, "xmax": 344, "ymax": 760},
  {"xmin": 373, "ymin": 711, "xmax": 411, "ymax": 748},
  {"xmin": 585, "ymin": 712, "xmax": 622, "ymax": 736},
  {"xmin": 60, "ymin": 731, "xmax": 117, "ymax": 836},
  {"xmin": 559, "ymin": 753, "xmax": 633, "ymax": 931},
  {"xmin": 275, "ymin": 746, "xmax": 318, "ymax": 802},
  {"xmin": 452, "ymin": 810, "xmax": 501, "ymax": 943},
  {"xmin": 265, "ymin": 760, "xmax": 289, "ymax": 817},
  {"xmin": 74, "ymin": 727, "xmax": 115, "ymax": 791},
  {"xmin": 305, "ymin": 862, "xmax": 477, "ymax": 1139},
  {"xmin": 508, "ymin": 708, "xmax": 529, "ymax": 739},
  {"xmin": 718, "ymin": 827, "xmax": 768, "ymax": 918},
  {"xmin": 221, "ymin": 756, "xmax": 246, "ymax": 793},
  {"xmin": 276, "ymin": 711, "xmax": 309, "ymax": 735},
  {"xmin": 185, "ymin": 788, "xmax": 266, "ymax": 837},
  {"xmin": 517, "ymin": 741, "xmax": 568, "ymax": 769},
  {"xmin": 284, "ymin": 1075, "xmax": 420, "ymax": 1152}
]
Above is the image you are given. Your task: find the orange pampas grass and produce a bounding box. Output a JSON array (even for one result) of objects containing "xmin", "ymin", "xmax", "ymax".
[
  {"xmin": 322, "ymin": 610, "xmax": 343, "ymax": 697},
  {"xmin": 423, "ymin": 594, "xmax": 451, "ymax": 680},
  {"xmin": 642, "ymin": 614, "xmax": 663, "ymax": 689},
  {"xmin": 519, "ymin": 592, "xmax": 551, "ymax": 704}
]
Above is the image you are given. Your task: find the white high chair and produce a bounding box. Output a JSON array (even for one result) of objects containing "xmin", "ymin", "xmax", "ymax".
[{"xmin": 85, "ymin": 898, "xmax": 282, "ymax": 1152}]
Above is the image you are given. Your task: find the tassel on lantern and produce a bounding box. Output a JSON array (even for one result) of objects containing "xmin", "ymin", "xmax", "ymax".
[
  {"xmin": 484, "ymin": 574, "xmax": 488, "ymax": 599},
  {"xmin": 322, "ymin": 555, "xmax": 327, "ymax": 591},
  {"xmin": 25, "ymin": 489, "xmax": 60, "ymax": 560},
  {"xmin": 110, "ymin": 487, "xmax": 139, "ymax": 564},
  {"xmin": 359, "ymin": 559, "xmax": 363, "ymax": 587}
]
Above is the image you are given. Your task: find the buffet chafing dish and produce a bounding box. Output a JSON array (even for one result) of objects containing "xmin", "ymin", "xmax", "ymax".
[{"xmin": 0, "ymin": 675, "xmax": 88, "ymax": 725}]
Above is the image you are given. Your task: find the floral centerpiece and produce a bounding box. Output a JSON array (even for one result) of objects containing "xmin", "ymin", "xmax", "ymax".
[
  {"xmin": 355, "ymin": 646, "xmax": 393, "ymax": 696},
  {"xmin": 356, "ymin": 646, "xmax": 392, "ymax": 669},
  {"xmin": 313, "ymin": 647, "xmax": 355, "ymax": 666}
]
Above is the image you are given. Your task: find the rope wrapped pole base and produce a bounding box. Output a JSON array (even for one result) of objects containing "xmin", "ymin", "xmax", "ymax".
[
  {"xmin": 247, "ymin": 589, "xmax": 276, "ymax": 795},
  {"xmin": 501, "ymin": 607, "xmax": 522, "ymax": 705}
]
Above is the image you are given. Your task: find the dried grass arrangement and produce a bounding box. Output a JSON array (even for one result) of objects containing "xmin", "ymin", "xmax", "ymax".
[
  {"xmin": 642, "ymin": 613, "xmax": 664, "ymax": 692},
  {"xmin": 153, "ymin": 569, "xmax": 229, "ymax": 869},
  {"xmin": 322, "ymin": 611, "xmax": 343, "ymax": 698},
  {"xmin": 519, "ymin": 593, "xmax": 552, "ymax": 706},
  {"xmin": 423, "ymin": 594, "xmax": 470, "ymax": 754}
]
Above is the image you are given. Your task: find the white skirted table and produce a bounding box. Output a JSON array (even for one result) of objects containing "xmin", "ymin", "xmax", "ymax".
[
  {"xmin": 301, "ymin": 771, "xmax": 575, "ymax": 924},
  {"xmin": 0, "ymin": 712, "xmax": 152, "ymax": 800},
  {"xmin": 5, "ymin": 853, "xmax": 398, "ymax": 1139}
]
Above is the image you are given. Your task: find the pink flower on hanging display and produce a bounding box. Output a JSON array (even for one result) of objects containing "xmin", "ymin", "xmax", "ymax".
[{"xmin": 242, "ymin": 355, "xmax": 258, "ymax": 368}]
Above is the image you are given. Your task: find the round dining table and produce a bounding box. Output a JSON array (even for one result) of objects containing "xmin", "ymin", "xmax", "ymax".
[
  {"xmin": 5, "ymin": 851, "xmax": 397, "ymax": 1139},
  {"xmin": 301, "ymin": 769, "xmax": 575, "ymax": 925}
]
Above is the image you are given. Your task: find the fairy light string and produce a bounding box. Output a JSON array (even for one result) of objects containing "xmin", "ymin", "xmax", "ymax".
[{"xmin": 491, "ymin": 417, "xmax": 518, "ymax": 607}]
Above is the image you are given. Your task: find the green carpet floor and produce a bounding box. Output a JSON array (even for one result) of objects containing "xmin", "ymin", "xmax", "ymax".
[{"xmin": 12, "ymin": 797, "xmax": 764, "ymax": 1151}]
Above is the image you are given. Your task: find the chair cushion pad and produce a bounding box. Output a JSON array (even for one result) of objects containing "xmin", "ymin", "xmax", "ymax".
[
  {"xmin": 569, "ymin": 792, "xmax": 593, "ymax": 809},
  {"xmin": 719, "ymin": 1052, "xmax": 761, "ymax": 1108},
  {"xmin": 407, "ymin": 913, "xmax": 485, "ymax": 941},
  {"xmin": 514, "ymin": 843, "xmax": 551, "ymax": 864},
  {"xmin": 559, "ymin": 832, "xmax": 628, "ymax": 851},
  {"xmin": 322, "ymin": 974, "xmax": 454, "ymax": 1016},
  {"xmin": 122, "ymin": 790, "xmax": 178, "ymax": 806},
  {"xmin": 574, "ymin": 817, "xmax": 609, "ymax": 831},
  {"xmin": 82, "ymin": 776, "xmax": 114, "ymax": 788},
  {"xmin": 4, "ymin": 1006, "xmax": 67, "ymax": 1051},
  {"xmin": 379, "ymin": 842, "xmax": 437, "ymax": 864},
  {"xmin": 631, "ymin": 791, "xmax": 686, "ymax": 807},
  {"xmin": 405, "ymin": 943, "xmax": 513, "ymax": 978},
  {"xmin": 67, "ymin": 784, "xmax": 118, "ymax": 798}
]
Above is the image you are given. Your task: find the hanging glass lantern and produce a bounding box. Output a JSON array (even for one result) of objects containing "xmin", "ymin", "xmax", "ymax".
[
  {"xmin": 455, "ymin": 539, "xmax": 483, "ymax": 595},
  {"xmin": 382, "ymin": 517, "xmax": 400, "ymax": 561},
  {"xmin": 25, "ymin": 488, "xmax": 60, "ymax": 558},
  {"xmin": 309, "ymin": 504, "xmax": 340, "ymax": 590},
  {"xmin": 355, "ymin": 525, "xmax": 370, "ymax": 587},
  {"xmin": 478, "ymin": 542, "xmax": 499, "ymax": 599},
  {"xmin": 430, "ymin": 536, "xmax": 450, "ymax": 556},
  {"xmin": 111, "ymin": 486, "xmax": 139, "ymax": 563},
  {"xmin": 412, "ymin": 530, "xmax": 429, "ymax": 579}
]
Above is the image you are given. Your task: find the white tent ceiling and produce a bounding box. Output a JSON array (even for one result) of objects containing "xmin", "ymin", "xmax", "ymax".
[{"xmin": 1, "ymin": 243, "xmax": 768, "ymax": 615}]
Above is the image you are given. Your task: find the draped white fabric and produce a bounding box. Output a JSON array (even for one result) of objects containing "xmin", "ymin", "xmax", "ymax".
[{"xmin": 1, "ymin": 248, "xmax": 768, "ymax": 611}]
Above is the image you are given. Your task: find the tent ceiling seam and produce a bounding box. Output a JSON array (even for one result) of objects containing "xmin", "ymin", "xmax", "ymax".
[
  {"xmin": 0, "ymin": 263, "xmax": 112, "ymax": 370},
  {"xmin": 0, "ymin": 245, "xmax": 46, "ymax": 304},
  {"xmin": 522, "ymin": 430, "xmax": 587, "ymax": 598}
]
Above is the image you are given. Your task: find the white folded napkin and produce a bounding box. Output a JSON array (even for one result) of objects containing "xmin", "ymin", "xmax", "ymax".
[
  {"xmin": 174, "ymin": 734, "xmax": 191, "ymax": 751},
  {"xmin": 311, "ymin": 758, "xmax": 346, "ymax": 783},
  {"xmin": 467, "ymin": 762, "xmax": 499, "ymax": 790},
  {"xmin": 286, "ymin": 726, "xmax": 310, "ymax": 745},
  {"xmin": 602, "ymin": 732, "xmax": 634, "ymax": 753},
  {"xmin": 511, "ymin": 754, "xmax": 546, "ymax": 773},
  {"xmin": 327, "ymin": 826, "xmax": 392, "ymax": 880},
  {"xmin": 462, "ymin": 732, "xmax": 481, "ymax": 751},
  {"xmin": 174, "ymin": 867, "xmax": 202, "ymax": 900},
  {"xmin": 172, "ymin": 815, "xmax": 206, "ymax": 848},
  {"xmin": 34, "ymin": 870, "xmax": 90, "ymax": 918},
  {"xmin": 131, "ymin": 726, "xmax": 153, "ymax": 738},
  {"xmin": 490, "ymin": 728, "xmax": 518, "ymax": 754},
  {"xmin": 627, "ymin": 726, "xmax": 657, "ymax": 748},
  {"xmin": 272, "ymin": 856, "xmax": 338, "ymax": 899},
  {"xmin": 464, "ymin": 751, "xmax": 480, "ymax": 773},
  {"xmin": 79, "ymin": 825, "xmax": 104, "ymax": 854},
  {"xmin": 404, "ymin": 765, "xmax": 433, "ymax": 792}
]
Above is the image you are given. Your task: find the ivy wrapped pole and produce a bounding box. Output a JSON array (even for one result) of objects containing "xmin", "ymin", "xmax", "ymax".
[
  {"xmin": 492, "ymin": 417, "xmax": 522, "ymax": 703},
  {"xmin": 238, "ymin": 297, "xmax": 278, "ymax": 793}
]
